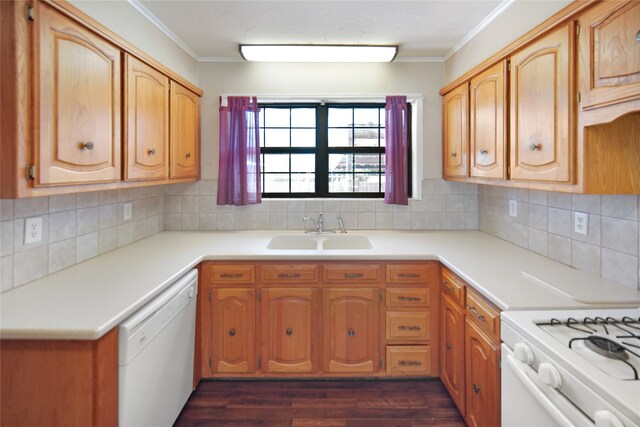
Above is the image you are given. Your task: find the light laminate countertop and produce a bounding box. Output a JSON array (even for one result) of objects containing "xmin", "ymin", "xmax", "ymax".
[{"xmin": 2, "ymin": 230, "xmax": 639, "ymax": 340}]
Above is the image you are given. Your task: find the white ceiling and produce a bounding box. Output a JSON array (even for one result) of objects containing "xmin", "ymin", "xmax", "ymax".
[{"xmin": 134, "ymin": 0, "xmax": 510, "ymax": 62}]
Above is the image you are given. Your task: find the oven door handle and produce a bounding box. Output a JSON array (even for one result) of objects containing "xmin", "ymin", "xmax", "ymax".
[{"xmin": 505, "ymin": 353, "xmax": 585, "ymax": 427}]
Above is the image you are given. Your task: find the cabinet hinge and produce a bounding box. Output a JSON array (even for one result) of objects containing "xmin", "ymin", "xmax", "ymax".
[
  {"xmin": 257, "ymin": 289, "xmax": 261, "ymax": 303},
  {"xmin": 207, "ymin": 289, "xmax": 212, "ymax": 302},
  {"xmin": 379, "ymin": 289, "xmax": 383, "ymax": 302},
  {"xmin": 26, "ymin": 5, "xmax": 35, "ymax": 21},
  {"xmin": 208, "ymin": 357, "xmax": 212, "ymax": 369},
  {"xmin": 507, "ymin": 166, "xmax": 511, "ymax": 175},
  {"xmin": 26, "ymin": 164, "xmax": 36, "ymax": 181},
  {"xmin": 576, "ymin": 24, "xmax": 580, "ymax": 37},
  {"xmin": 499, "ymin": 357, "xmax": 502, "ymax": 369},
  {"xmin": 507, "ymin": 61, "xmax": 511, "ymax": 72},
  {"xmin": 380, "ymin": 355, "xmax": 383, "ymax": 370},
  {"xmin": 578, "ymin": 91, "xmax": 581, "ymax": 104},
  {"xmin": 258, "ymin": 356, "xmax": 262, "ymax": 369}
]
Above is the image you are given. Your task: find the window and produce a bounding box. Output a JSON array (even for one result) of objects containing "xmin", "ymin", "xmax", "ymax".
[{"xmin": 259, "ymin": 103, "xmax": 411, "ymax": 198}]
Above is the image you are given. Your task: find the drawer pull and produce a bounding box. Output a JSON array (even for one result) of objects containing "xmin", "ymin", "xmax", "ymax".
[
  {"xmin": 398, "ymin": 273, "xmax": 420, "ymax": 278},
  {"xmin": 278, "ymin": 273, "xmax": 302, "ymax": 279},
  {"xmin": 229, "ymin": 328, "xmax": 236, "ymax": 337},
  {"xmin": 472, "ymin": 383, "xmax": 481, "ymax": 394},
  {"xmin": 347, "ymin": 328, "xmax": 356, "ymax": 337},
  {"xmin": 286, "ymin": 328, "xmax": 293, "ymax": 336},
  {"xmin": 398, "ymin": 360, "xmax": 422, "ymax": 367},
  {"xmin": 468, "ymin": 305, "xmax": 486, "ymax": 322},
  {"xmin": 398, "ymin": 296, "xmax": 421, "ymax": 302},
  {"xmin": 398, "ymin": 325, "xmax": 422, "ymax": 331},
  {"xmin": 344, "ymin": 273, "xmax": 364, "ymax": 279},
  {"xmin": 480, "ymin": 148, "xmax": 488, "ymax": 155},
  {"xmin": 529, "ymin": 143, "xmax": 541, "ymax": 151},
  {"xmin": 450, "ymin": 152, "xmax": 457, "ymax": 157},
  {"xmin": 186, "ymin": 152, "xmax": 191, "ymax": 159},
  {"xmin": 80, "ymin": 141, "xmax": 94, "ymax": 150},
  {"xmin": 446, "ymin": 342, "xmax": 453, "ymax": 350},
  {"xmin": 220, "ymin": 273, "xmax": 243, "ymax": 279},
  {"xmin": 148, "ymin": 148, "xmax": 156, "ymax": 155},
  {"xmin": 441, "ymin": 280, "xmax": 455, "ymax": 293}
]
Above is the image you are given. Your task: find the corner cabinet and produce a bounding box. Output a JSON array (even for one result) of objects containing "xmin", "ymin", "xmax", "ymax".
[{"xmin": 443, "ymin": 83, "xmax": 469, "ymax": 178}]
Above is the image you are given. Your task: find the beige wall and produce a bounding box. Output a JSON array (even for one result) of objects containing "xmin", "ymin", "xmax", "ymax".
[
  {"xmin": 197, "ymin": 61, "xmax": 445, "ymax": 180},
  {"xmin": 69, "ymin": 0, "xmax": 199, "ymax": 85},
  {"xmin": 444, "ymin": 0, "xmax": 571, "ymax": 84}
]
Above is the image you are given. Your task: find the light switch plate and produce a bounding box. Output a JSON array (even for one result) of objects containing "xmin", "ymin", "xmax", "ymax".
[
  {"xmin": 124, "ymin": 202, "xmax": 133, "ymax": 221},
  {"xmin": 509, "ymin": 200, "xmax": 518, "ymax": 217},
  {"xmin": 24, "ymin": 217, "xmax": 42, "ymax": 244},
  {"xmin": 574, "ymin": 212, "xmax": 588, "ymax": 235}
]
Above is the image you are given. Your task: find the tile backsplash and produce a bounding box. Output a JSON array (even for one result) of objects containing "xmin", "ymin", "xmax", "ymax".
[
  {"xmin": 163, "ymin": 179, "xmax": 479, "ymax": 232},
  {"xmin": 479, "ymin": 185, "xmax": 640, "ymax": 290},
  {"xmin": 1, "ymin": 186, "xmax": 164, "ymax": 292}
]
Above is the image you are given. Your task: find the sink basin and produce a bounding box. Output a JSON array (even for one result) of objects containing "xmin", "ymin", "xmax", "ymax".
[{"xmin": 267, "ymin": 234, "xmax": 373, "ymax": 250}]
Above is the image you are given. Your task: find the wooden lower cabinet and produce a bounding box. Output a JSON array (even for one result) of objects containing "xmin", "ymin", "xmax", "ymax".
[
  {"xmin": 465, "ymin": 318, "xmax": 500, "ymax": 427},
  {"xmin": 322, "ymin": 288, "xmax": 381, "ymax": 373},
  {"xmin": 440, "ymin": 294, "xmax": 466, "ymax": 416},
  {"xmin": 260, "ymin": 288, "xmax": 321, "ymax": 373}
]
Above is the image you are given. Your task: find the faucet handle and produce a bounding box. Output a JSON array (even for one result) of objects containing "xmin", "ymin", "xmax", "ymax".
[{"xmin": 337, "ymin": 215, "xmax": 347, "ymax": 233}]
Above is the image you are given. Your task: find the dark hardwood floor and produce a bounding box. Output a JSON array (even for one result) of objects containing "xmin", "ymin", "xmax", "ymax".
[{"xmin": 174, "ymin": 379, "xmax": 466, "ymax": 426}]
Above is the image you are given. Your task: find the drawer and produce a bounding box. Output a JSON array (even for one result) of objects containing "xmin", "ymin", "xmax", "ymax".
[
  {"xmin": 386, "ymin": 311, "xmax": 430, "ymax": 341},
  {"xmin": 323, "ymin": 264, "xmax": 383, "ymax": 284},
  {"xmin": 466, "ymin": 288, "xmax": 500, "ymax": 338},
  {"xmin": 206, "ymin": 264, "xmax": 255, "ymax": 285},
  {"xmin": 386, "ymin": 263, "xmax": 435, "ymax": 284},
  {"xmin": 259, "ymin": 264, "xmax": 320, "ymax": 284},
  {"xmin": 386, "ymin": 346, "xmax": 432, "ymax": 375},
  {"xmin": 386, "ymin": 288, "xmax": 430, "ymax": 308},
  {"xmin": 441, "ymin": 267, "xmax": 465, "ymax": 305}
]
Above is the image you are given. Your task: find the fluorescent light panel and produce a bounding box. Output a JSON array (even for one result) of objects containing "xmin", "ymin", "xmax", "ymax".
[{"xmin": 239, "ymin": 45, "xmax": 398, "ymax": 63}]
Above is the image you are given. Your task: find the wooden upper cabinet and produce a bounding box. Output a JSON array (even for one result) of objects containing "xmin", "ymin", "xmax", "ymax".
[
  {"xmin": 322, "ymin": 288, "xmax": 380, "ymax": 373},
  {"xmin": 261, "ymin": 288, "xmax": 320, "ymax": 373},
  {"xmin": 440, "ymin": 295, "xmax": 466, "ymax": 417},
  {"xmin": 470, "ymin": 61, "xmax": 507, "ymax": 180},
  {"xmin": 35, "ymin": 3, "xmax": 121, "ymax": 186},
  {"xmin": 580, "ymin": 0, "xmax": 640, "ymax": 109},
  {"xmin": 443, "ymin": 83, "xmax": 469, "ymax": 178},
  {"xmin": 125, "ymin": 54, "xmax": 169, "ymax": 181},
  {"xmin": 170, "ymin": 81, "xmax": 200, "ymax": 179},
  {"xmin": 510, "ymin": 24, "xmax": 574, "ymax": 183}
]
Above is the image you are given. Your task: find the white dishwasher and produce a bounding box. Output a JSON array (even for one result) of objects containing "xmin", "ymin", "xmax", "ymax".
[{"xmin": 119, "ymin": 269, "xmax": 198, "ymax": 427}]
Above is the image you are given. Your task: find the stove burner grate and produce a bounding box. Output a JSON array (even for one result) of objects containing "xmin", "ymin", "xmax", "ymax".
[{"xmin": 585, "ymin": 336, "xmax": 629, "ymax": 360}]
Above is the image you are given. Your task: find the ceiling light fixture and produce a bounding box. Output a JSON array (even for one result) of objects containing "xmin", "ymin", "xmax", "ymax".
[{"xmin": 239, "ymin": 44, "xmax": 398, "ymax": 63}]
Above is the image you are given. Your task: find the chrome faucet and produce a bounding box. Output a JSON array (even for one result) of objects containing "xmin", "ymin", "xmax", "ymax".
[
  {"xmin": 303, "ymin": 213, "xmax": 333, "ymax": 233},
  {"xmin": 337, "ymin": 215, "xmax": 347, "ymax": 233}
]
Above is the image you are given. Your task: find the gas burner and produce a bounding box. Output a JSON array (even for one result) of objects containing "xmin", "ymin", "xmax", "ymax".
[{"xmin": 585, "ymin": 335, "xmax": 629, "ymax": 360}]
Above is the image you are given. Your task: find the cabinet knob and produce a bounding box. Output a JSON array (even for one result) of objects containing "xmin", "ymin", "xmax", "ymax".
[
  {"xmin": 446, "ymin": 342, "xmax": 453, "ymax": 350},
  {"xmin": 148, "ymin": 148, "xmax": 156, "ymax": 155},
  {"xmin": 286, "ymin": 328, "xmax": 293, "ymax": 336},
  {"xmin": 347, "ymin": 328, "xmax": 356, "ymax": 337},
  {"xmin": 480, "ymin": 148, "xmax": 488, "ymax": 155},
  {"xmin": 450, "ymin": 152, "xmax": 457, "ymax": 157},
  {"xmin": 636, "ymin": 30, "xmax": 640, "ymax": 42},
  {"xmin": 228, "ymin": 328, "xmax": 236, "ymax": 337},
  {"xmin": 186, "ymin": 152, "xmax": 191, "ymax": 159},
  {"xmin": 472, "ymin": 384, "xmax": 481, "ymax": 394},
  {"xmin": 529, "ymin": 143, "xmax": 541, "ymax": 151},
  {"xmin": 80, "ymin": 141, "xmax": 94, "ymax": 150},
  {"xmin": 344, "ymin": 273, "xmax": 364, "ymax": 279}
]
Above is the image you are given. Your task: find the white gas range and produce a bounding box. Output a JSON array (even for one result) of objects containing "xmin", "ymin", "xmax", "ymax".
[{"xmin": 501, "ymin": 308, "xmax": 640, "ymax": 427}]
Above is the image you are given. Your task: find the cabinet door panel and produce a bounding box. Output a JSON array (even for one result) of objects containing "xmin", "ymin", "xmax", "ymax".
[
  {"xmin": 323, "ymin": 288, "xmax": 380, "ymax": 373},
  {"xmin": 261, "ymin": 288, "xmax": 320, "ymax": 373},
  {"xmin": 470, "ymin": 61, "xmax": 507, "ymax": 179},
  {"xmin": 465, "ymin": 318, "xmax": 500, "ymax": 427},
  {"xmin": 36, "ymin": 3, "xmax": 121, "ymax": 185},
  {"xmin": 440, "ymin": 295, "xmax": 465, "ymax": 416},
  {"xmin": 125, "ymin": 55, "xmax": 169, "ymax": 180},
  {"xmin": 443, "ymin": 83, "xmax": 469, "ymax": 178},
  {"xmin": 170, "ymin": 81, "xmax": 199, "ymax": 179},
  {"xmin": 210, "ymin": 288, "xmax": 255, "ymax": 373},
  {"xmin": 510, "ymin": 25, "xmax": 573, "ymax": 183}
]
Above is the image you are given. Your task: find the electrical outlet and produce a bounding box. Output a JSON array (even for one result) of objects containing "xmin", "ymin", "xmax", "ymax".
[
  {"xmin": 24, "ymin": 217, "xmax": 42, "ymax": 244},
  {"xmin": 509, "ymin": 200, "xmax": 518, "ymax": 217},
  {"xmin": 574, "ymin": 212, "xmax": 588, "ymax": 235},
  {"xmin": 124, "ymin": 202, "xmax": 133, "ymax": 221}
]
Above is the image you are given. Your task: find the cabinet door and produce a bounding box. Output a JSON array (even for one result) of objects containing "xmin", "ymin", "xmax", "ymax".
[
  {"xmin": 261, "ymin": 288, "xmax": 320, "ymax": 373},
  {"xmin": 322, "ymin": 288, "xmax": 380, "ymax": 373},
  {"xmin": 36, "ymin": 3, "xmax": 121, "ymax": 186},
  {"xmin": 443, "ymin": 83, "xmax": 469, "ymax": 178},
  {"xmin": 470, "ymin": 61, "xmax": 507, "ymax": 180},
  {"xmin": 440, "ymin": 295, "xmax": 465, "ymax": 416},
  {"xmin": 209, "ymin": 288, "xmax": 255, "ymax": 374},
  {"xmin": 465, "ymin": 318, "xmax": 500, "ymax": 427},
  {"xmin": 125, "ymin": 54, "xmax": 169, "ymax": 180},
  {"xmin": 580, "ymin": 0, "xmax": 640, "ymax": 109},
  {"xmin": 170, "ymin": 81, "xmax": 199, "ymax": 179},
  {"xmin": 510, "ymin": 24, "xmax": 574, "ymax": 183}
]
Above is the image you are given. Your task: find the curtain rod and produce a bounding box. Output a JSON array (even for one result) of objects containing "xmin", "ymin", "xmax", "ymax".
[{"xmin": 220, "ymin": 93, "xmax": 424, "ymax": 107}]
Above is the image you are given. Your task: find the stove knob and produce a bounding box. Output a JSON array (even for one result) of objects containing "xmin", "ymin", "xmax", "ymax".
[
  {"xmin": 538, "ymin": 363, "xmax": 562, "ymax": 389},
  {"xmin": 514, "ymin": 343, "xmax": 534, "ymax": 365},
  {"xmin": 594, "ymin": 410, "xmax": 624, "ymax": 427}
]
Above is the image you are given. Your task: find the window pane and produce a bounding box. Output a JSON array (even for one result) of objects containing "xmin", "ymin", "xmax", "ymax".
[
  {"xmin": 354, "ymin": 108, "xmax": 379, "ymax": 127},
  {"xmin": 329, "ymin": 153, "xmax": 353, "ymax": 173},
  {"xmin": 328, "ymin": 108, "xmax": 353, "ymax": 127},
  {"xmin": 291, "ymin": 174, "xmax": 315, "ymax": 192},
  {"xmin": 259, "ymin": 108, "xmax": 264, "ymax": 126},
  {"xmin": 355, "ymin": 153, "xmax": 381, "ymax": 173},
  {"xmin": 264, "ymin": 174, "xmax": 289, "ymax": 193},
  {"xmin": 264, "ymin": 108, "xmax": 290, "ymax": 127},
  {"xmin": 380, "ymin": 128, "xmax": 386, "ymax": 147},
  {"xmin": 263, "ymin": 154, "xmax": 289, "ymax": 172},
  {"xmin": 353, "ymin": 128, "xmax": 379, "ymax": 147},
  {"xmin": 329, "ymin": 174, "xmax": 353, "ymax": 192},
  {"xmin": 291, "ymin": 129, "xmax": 316, "ymax": 147},
  {"xmin": 291, "ymin": 108, "xmax": 315, "ymax": 127},
  {"xmin": 354, "ymin": 174, "xmax": 380, "ymax": 192},
  {"xmin": 291, "ymin": 154, "xmax": 315, "ymax": 172},
  {"xmin": 379, "ymin": 108, "xmax": 385, "ymax": 127},
  {"xmin": 328, "ymin": 128, "xmax": 352, "ymax": 147},
  {"xmin": 264, "ymin": 129, "xmax": 289, "ymax": 147}
]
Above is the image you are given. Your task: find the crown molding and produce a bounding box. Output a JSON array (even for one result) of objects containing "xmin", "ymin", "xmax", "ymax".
[{"xmin": 394, "ymin": 56, "xmax": 444, "ymax": 63}]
